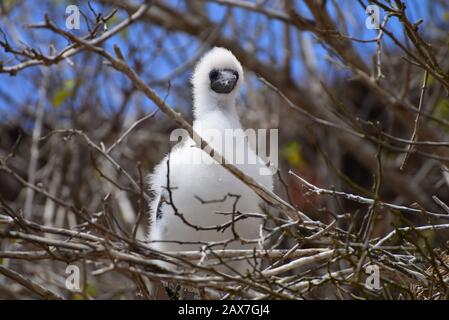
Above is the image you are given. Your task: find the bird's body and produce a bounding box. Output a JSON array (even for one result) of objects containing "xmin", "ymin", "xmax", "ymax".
[{"xmin": 148, "ymin": 47, "xmax": 273, "ymax": 274}]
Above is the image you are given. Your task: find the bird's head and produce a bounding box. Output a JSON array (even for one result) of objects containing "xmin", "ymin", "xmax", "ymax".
[{"xmin": 191, "ymin": 47, "xmax": 244, "ymax": 110}]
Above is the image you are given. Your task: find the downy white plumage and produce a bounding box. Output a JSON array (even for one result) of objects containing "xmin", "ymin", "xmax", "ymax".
[{"xmin": 148, "ymin": 47, "xmax": 273, "ymax": 274}]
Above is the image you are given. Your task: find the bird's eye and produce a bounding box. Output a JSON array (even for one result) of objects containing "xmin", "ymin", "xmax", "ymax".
[{"xmin": 209, "ymin": 69, "xmax": 219, "ymax": 80}]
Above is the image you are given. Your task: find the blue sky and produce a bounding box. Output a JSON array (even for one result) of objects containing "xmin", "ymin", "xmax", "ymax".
[{"xmin": 0, "ymin": 0, "xmax": 444, "ymax": 122}]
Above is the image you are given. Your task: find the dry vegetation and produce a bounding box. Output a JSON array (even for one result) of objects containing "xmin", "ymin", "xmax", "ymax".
[{"xmin": 0, "ymin": 0, "xmax": 449, "ymax": 299}]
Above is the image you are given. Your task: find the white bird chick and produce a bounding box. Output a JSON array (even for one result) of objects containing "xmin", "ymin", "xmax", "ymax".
[{"xmin": 148, "ymin": 47, "xmax": 273, "ymax": 275}]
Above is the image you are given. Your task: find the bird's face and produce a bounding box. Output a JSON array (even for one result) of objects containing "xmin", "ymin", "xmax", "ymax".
[
  {"xmin": 192, "ymin": 47, "xmax": 244, "ymax": 105},
  {"xmin": 209, "ymin": 68, "xmax": 239, "ymax": 94}
]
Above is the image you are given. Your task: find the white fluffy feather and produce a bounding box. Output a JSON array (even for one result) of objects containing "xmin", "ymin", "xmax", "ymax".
[{"xmin": 148, "ymin": 47, "xmax": 273, "ymax": 274}]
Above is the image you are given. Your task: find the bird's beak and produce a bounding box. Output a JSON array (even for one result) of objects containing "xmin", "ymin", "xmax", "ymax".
[{"xmin": 210, "ymin": 69, "xmax": 238, "ymax": 94}]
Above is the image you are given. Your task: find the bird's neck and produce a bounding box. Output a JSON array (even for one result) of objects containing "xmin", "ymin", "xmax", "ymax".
[
  {"xmin": 193, "ymin": 100, "xmax": 258, "ymax": 165},
  {"xmin": 193, "ymin": 99, "xmax": 242, "ymax": 133},
  {"xmin": 192, "ymin": 99, "xmax": 243, "ymax": 154}
]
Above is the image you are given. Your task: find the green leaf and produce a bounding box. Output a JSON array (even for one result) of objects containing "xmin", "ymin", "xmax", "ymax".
[
  {"xmin": 72, "ymin": 293, "xmax": 85, "ymax": 300},
  {"xmin": 3, "ymin": 0, "xmax": 16, "ymax": 10},
  {"xmin": 427, "ymin": 74, "xmax": 436, "ymax": 87},
  {"xmin": 415, "ymin": 229, "xmax": 436, "ymax": 253},
  {"xmin": 443, "ymin": 11, "xmax": 449, "ymax": 21},
  {"xmin": 281, "ymin": 141, "xmax": 306, "ymax": 168},
  {"xmin": 84, "ymin": 283, "xmax": 97, "ymax": 297},
  {"xmin": 52, "ymin": 79, "xmax": 76, "ymax": 108},
  {"xmin": 433, "ymin": 99, "xmax": 449, "ymax": 121},
  {"xmin": 120, "ymin": 28, "xmax": 129, "ymax": 40}
]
